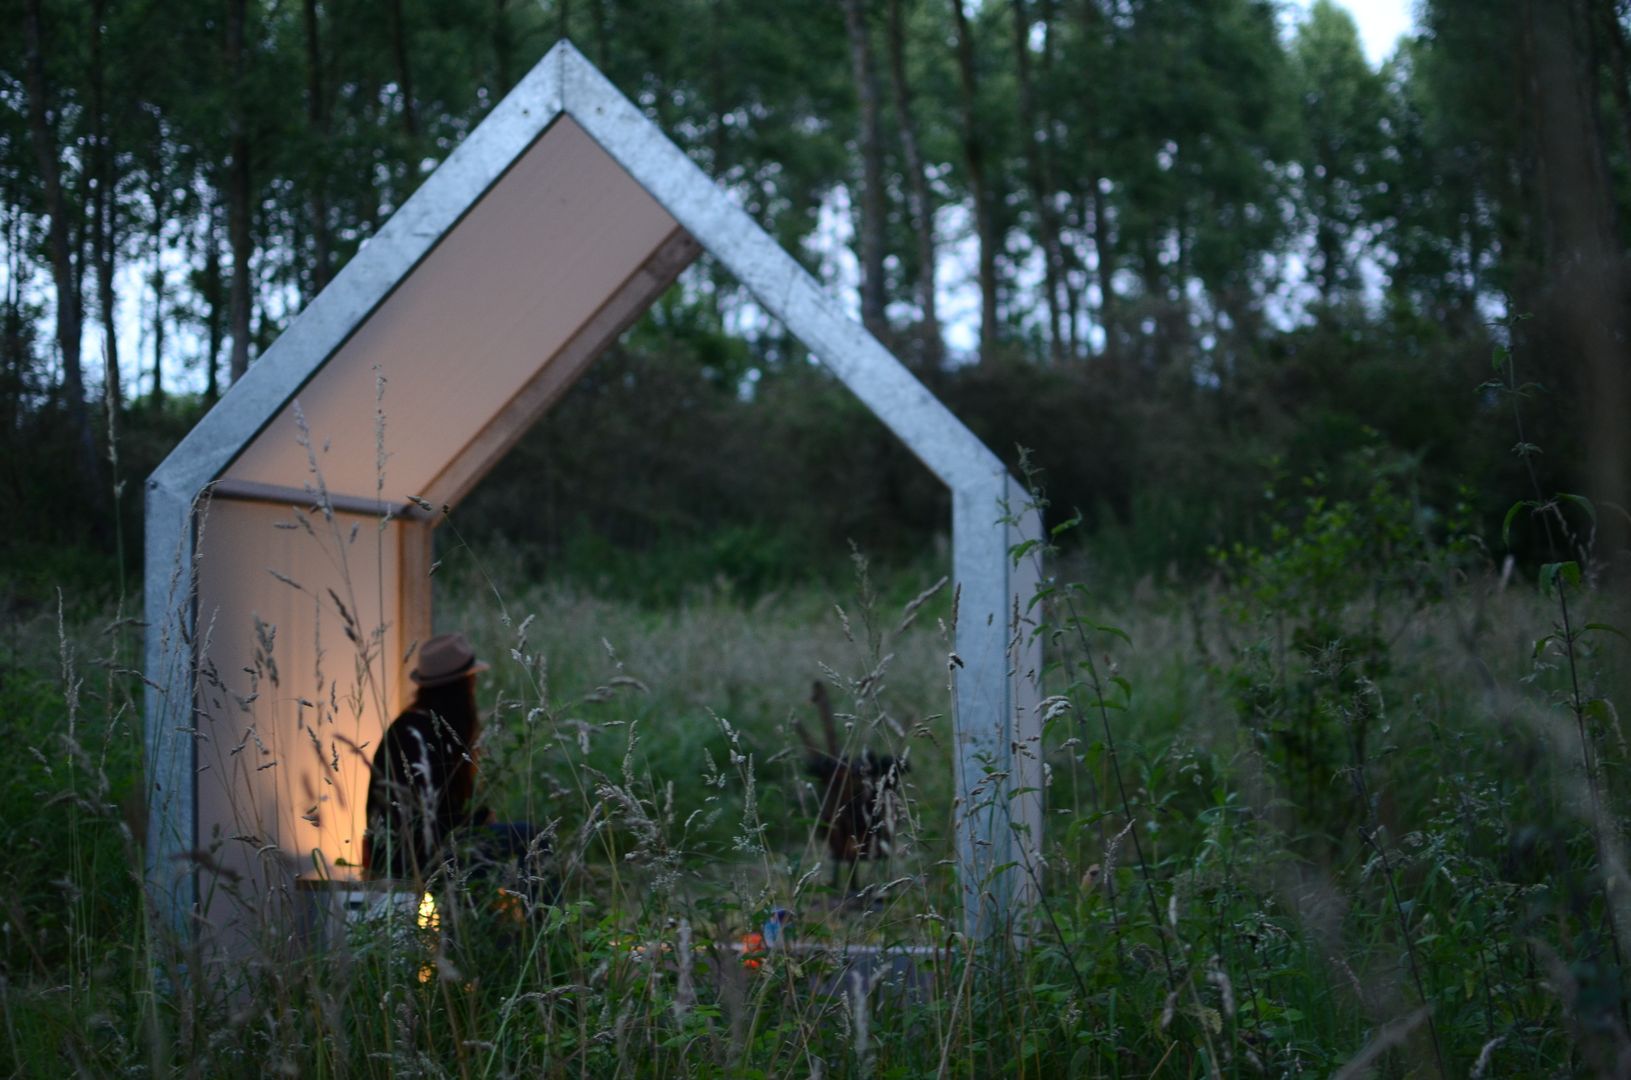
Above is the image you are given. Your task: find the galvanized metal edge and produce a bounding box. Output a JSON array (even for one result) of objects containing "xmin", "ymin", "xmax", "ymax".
[
  {"xmin": 143, "ymin": 480, "xmax": 197, "ymax": 937},
  {"xmin": 146, "ymin": 45, "xmax": 572, "ymax": 502},
  {"xmin": 556, "ymin": 43, "xmax": 1002, "ymax": 490}
]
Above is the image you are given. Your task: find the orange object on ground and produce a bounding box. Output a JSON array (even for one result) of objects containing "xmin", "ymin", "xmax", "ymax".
[{"xmin": 740, "ymin": 931, "xmax": 766, "ymax": 969}]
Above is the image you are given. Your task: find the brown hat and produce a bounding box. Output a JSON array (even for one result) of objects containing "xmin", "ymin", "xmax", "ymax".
[{"xmin": 411, "ymin": 632, "xmax": 490, "ymax": 687}]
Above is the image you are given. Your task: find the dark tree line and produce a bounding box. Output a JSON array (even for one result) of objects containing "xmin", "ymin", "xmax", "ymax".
[{"xmin": 2, "ymin": 0, "xmax": 1628, "ymax": 585}]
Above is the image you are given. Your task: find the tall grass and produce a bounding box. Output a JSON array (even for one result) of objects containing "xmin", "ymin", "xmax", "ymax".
[{"xmin": 3, "ymin": 488, "xmax": 1628, "ymax": 1075}]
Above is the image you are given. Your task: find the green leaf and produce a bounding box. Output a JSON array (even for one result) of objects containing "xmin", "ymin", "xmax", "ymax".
[
  {"xmin": 1050, "ymin": 511, "xmax": 1084, "ymax": 537},
  {"xmin": 1557, "ymin": 493, "xmax": 1596, "ymax": 524},
  {"xmin": 1539, "ymin": 561, "xmax": 1580, "ymax": 593},
  {"xmin": 1584, "ymin": 622, "xmax": 1628, "ymax": 642},
  {"xmin": 1096, "ymin": 624, "xmax": 1132, "ymax": 645},
  {"xmin": 1502, "ymin": 501, "xmax": 1528, "ymax": 548}
]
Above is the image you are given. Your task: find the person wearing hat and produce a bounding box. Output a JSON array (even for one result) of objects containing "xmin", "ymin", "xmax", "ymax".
[
  {"xmin": 364, "ymin": 631, "xmax": 559, "ymax": 917},
  {"xmin": 362, "ymin": 631, "xmax": 492, "ymax": 880}
]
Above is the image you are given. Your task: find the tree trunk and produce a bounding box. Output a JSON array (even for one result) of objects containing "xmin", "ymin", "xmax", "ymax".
[
  {"xmin": 1090, "ymin": 176, "xmax": 1115, "ymax": 358},
  {"xmin": 1529, "ymin": 0, "xmax": 1631, "ymax": 551},
  {"xmin": 1592, "ymin": 0, "xmax": 1631, "ymax": 189},
  {"xmin": 2, "ymin": 171, "xmax": 25, "ymax": 508},
  {"xmin": 226, "ymin": 0, "xmax": 254, "ymax": 383},
  {"xmin": 1063, "ymin": 202, "xmax": 1082, "ymax": 358},
  {"xmin": 90, "ymin": 0, "xmax": 121, "ymax": 419},
  {"xmin": 203, "ymin": 198, "xmax": 225, "ymax": 404},
  {"xmin": 950, "ymin": 0, "xmax": 1000, "ymax": 360},
  {"xmin": 1315, "ymin": 167, "xmax": 1341, "ymax": 303},
  {"xmin": 304, "ymin": 0, "xmax": 334, "ymax": 295},
  {"xmin": 23, "ymin": 0, "xmax": 94, "ymax": 478},
  {"xmin": 495, "ymin": 0, "xmax": 515, "ymax": 94},
  {"xmin": 843, "ymin": 0, "xmax": 890, "ymax": 340},
  {"xmin": 886, "ymin": 0, "xmax": 943, "ymax": 371},
  {"xmin": 1039, "ymin": 0, "xmax": 1081, "ymax": 358},
  {"xmin": 591, "ymin": 0, "xmax": 612, "ymax": 68},
  {"xmin": 390, "ymin": 0, "xmax": 420, "ymax": 138},
  {"xmin": 708, "ymin": 0, "xmax": 728, "ymax": 172},
  {"xmin": 149, "ymin": 275, "xmax": 166, "ymax": 404},
  {"xmin": 1011, "ymin": 0, "xmax": 1067, "ymax": 362},
  {"xmin": 148, "ymin": 176, "xmax": 167, "ymax": 405},
  {"xmin": 1075, "ymin": 0, "xmax": 1117, "ymax": 362},
  {"xmin": 3, "ymin": 170, "xmax": 26, "ymax": 441}
]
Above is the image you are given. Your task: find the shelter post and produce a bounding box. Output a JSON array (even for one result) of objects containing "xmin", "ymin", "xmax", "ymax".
[
  {"xmin": 952, "ymin": 471, "xmax": 1044, "ymax": 941},
  {"xmin": 143, "ymin": 479, "xmax": 199, "ymax": 935}
]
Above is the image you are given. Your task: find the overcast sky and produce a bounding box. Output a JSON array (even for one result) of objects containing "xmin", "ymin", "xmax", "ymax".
[{"xmin": 1300, "ymin": 0, "xmax": 1417, "ymax": 66}]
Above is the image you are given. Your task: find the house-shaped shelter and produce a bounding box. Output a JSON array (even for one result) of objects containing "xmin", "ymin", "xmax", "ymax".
[{"xmin": 144, "ymin": 42, "xmax": 1042, "ymax": 948}]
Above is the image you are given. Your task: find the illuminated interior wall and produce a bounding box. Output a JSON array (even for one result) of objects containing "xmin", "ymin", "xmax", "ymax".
[
  {"xmin": 192, "ymin": 497, "xmax": 416, "ymax": 921},
  {"xmin": 220, "ymin": 117, "xmax": 682, "ymax": 503},
  {"xmin": 177, "ymin": 117, "xmax": 682, "ymax": 932}
]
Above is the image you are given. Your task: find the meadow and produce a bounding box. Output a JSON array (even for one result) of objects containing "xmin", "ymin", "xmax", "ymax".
[
  {"xmin": 5, "ymin": 0, "xmax": 1628, "ymax": 1071},
  {"xmin": 3, "ymin": 473, "xmax": 1628, "ymax": 1077}
]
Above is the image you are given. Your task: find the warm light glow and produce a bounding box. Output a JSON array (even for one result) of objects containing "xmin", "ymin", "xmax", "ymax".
[
  {"xmin": 192, "ymin": 497, "xmax": 401, "ymax": 901},
  {"xmin": 416, "ymin": 892, "xmax": 441, "ymax": 984}
]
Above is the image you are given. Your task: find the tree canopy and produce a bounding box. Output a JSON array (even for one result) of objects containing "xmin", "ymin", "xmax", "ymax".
[{"xmin": 3, "ymin": 0, "xmax": 1628, "ymax": 585}]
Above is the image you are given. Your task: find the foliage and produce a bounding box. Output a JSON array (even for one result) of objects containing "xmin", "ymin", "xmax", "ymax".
[
  {"xmin": 1211, "ymin": 446, "xmax": 1478, "ymax": 851},
  {"xmin": 2, "ymin": 0, "xmax": 1628, "ymax": 584},
  {"xmin": 4, "ymin": 2, "xmax": 1631, "ymax": 1070},
  {"xmin": 5, "ymin": 466, "xmax": 1631, "ymax": 1074}
]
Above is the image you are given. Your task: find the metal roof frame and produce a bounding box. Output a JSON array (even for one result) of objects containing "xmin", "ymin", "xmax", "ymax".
[{"xmin": 145, "ymin": 41, "xmax": 1041, "ymax": 942}]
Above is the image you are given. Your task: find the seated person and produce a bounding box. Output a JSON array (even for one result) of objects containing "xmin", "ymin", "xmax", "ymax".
[{"xmin": 363, "ymin": 632, "xmax": 555, "ymax": 908}]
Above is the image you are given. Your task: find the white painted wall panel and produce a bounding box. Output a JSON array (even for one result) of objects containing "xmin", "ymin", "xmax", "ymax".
[
  {"xmin": 224, "ymin": 117, "xmax": 680, "ymax": 501},
  {"xmin": 192, "ymin": 497, "xmax": 405, "ymax": 918}
]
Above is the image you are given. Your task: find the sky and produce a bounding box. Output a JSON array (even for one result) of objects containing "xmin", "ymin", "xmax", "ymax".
[{"xmin": 1302, "ymin": 0, "xmax": 1416, "ymax": 66}]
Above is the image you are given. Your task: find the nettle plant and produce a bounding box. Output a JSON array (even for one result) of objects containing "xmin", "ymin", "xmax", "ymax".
[
  {"xmin": 1210, "ymin": 446, "xmax": 1480, "ymax": 848},
  {"xmin": 1488, "ymin": 336, "xmax": 1631, "ymax": 1057}
]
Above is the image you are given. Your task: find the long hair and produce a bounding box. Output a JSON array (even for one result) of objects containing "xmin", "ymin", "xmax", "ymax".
[
  {"xmin": 412, "ymin": 675, "xmax": 481, "ymax": 812},
  {"xmin": 363, "ymin": 673, "xmax": 484, "ymax": 879}
]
